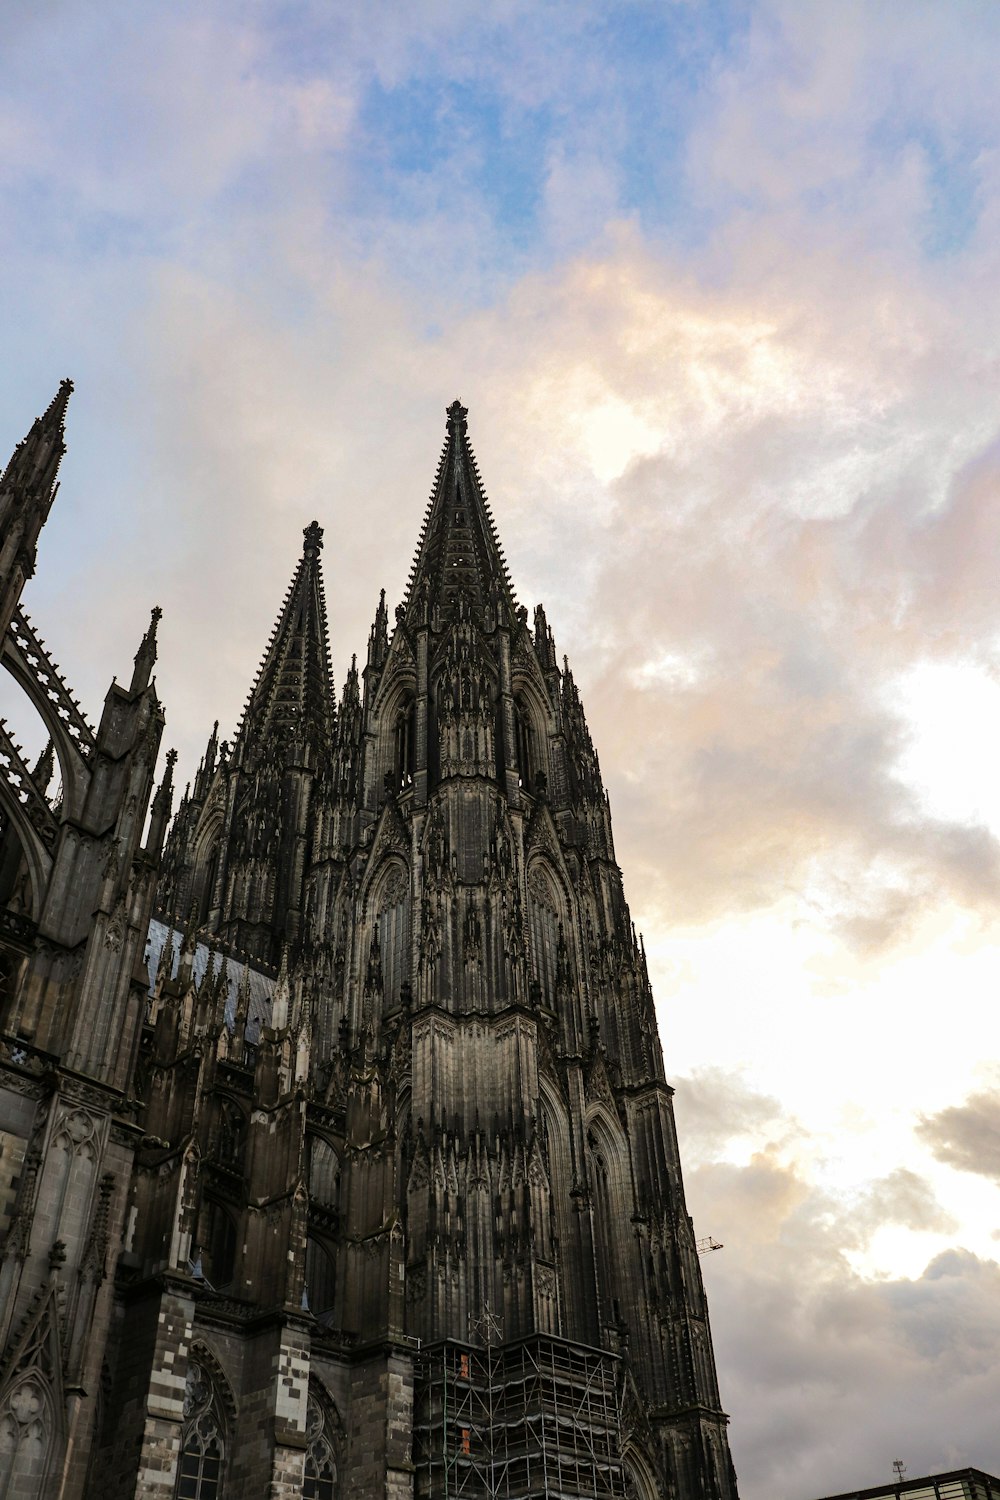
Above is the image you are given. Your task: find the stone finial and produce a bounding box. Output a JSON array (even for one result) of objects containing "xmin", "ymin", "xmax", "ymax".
[
  {"xmin": 446, "ymin": 399, "xmax": 468, "ymax": 434},
  {"xmin": 303, "ymin": 520, "xmax": 324, "ymax": 555}
]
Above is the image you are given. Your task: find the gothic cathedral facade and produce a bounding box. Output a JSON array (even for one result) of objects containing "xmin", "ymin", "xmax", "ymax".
[{"xmin": 0, "ymin": 386, "xmax": 738, "ymax": 1500}]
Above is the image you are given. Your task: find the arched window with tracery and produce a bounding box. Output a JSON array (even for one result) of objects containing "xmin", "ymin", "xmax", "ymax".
[
  {"xmin": 302, "ymin": 1386, "xmax": 342, "ymax": 1500},
  {"xmin": 176, "ymin": 1358, "xmax": 228, "ymax": 1500},
  {"xmin": 0, "ymin": 1375, "xmax": 53, "ymax": 1495}
]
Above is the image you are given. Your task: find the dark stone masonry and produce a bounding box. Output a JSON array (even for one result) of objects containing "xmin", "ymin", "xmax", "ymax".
[{"xmin": 0, "ymin": 386, "xmax": 738, "ymax": 1499}]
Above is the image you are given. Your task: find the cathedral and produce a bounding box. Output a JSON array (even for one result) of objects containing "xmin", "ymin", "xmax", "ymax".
[{"xmin": 0, "ymin": 383, "xmax": 739, "ymax": 1500}]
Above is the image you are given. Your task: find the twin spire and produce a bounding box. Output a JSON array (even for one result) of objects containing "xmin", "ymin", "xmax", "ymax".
[{"xmin": 235, "ymin": 400, "xmax": 518, "ymax": 763}]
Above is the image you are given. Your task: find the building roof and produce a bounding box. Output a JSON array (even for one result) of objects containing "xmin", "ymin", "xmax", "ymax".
[{"xmin": 810, "ymin": 1467, "xmax": 1000, "ymax": 1500}]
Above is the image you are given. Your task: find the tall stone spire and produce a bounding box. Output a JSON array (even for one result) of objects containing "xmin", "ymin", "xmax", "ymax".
[
  {"xmin": 234, "ymin": 519, "xmax": 335, "ymax": 765},
  {"xmin": 0, "ymin": 379, "xmax": 73, "ymax": 637},
  {"xmin": 402, "ymin": 399, "xmax": 517, "ymax": 625}
]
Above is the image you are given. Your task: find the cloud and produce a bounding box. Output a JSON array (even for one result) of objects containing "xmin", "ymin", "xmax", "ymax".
[
  {"xmin": 4, "ymin": 8, "xmax": 1000, "ymax": 1498},
  {"xmin": 919, "ymin": 1091, "xmax": 1000, "ymax": 1186},
  {"xmin": 686, "ymin": 1130, "xmax": 1000, "ymax": 1498},
  {"xmin": 672, "ymin": 1066, "xmax": 792, "ymax": 1165},
  {"xmin": 854, "ymin": 1168, "xmax": 957, "ymax": 1239}
]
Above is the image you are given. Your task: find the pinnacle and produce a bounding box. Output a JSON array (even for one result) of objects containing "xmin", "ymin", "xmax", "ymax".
[
  {"xmin": 46, "ymin": 378, "xmax": 74, "ymax": 422},
  {"xmin": 1, "ymin": 377, "xmax": 74, "ymax": 503},
  {"xmin": 130, "ymin": 605, "xmax": 162, "ymax": 694}
]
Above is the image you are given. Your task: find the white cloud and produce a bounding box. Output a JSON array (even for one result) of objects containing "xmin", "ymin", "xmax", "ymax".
[{"xmin": 5, "ymin": 6, "xmax": 1000, "ymax": 1496}]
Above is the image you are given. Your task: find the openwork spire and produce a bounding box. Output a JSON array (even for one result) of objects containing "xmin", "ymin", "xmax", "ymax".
[
  {"xmin": 403, "ymin": 400, "xmax": 517, "ymax": 625},
  {"xmin": 234, "ymin": 520, "xmax": 335, "ymax": 761}
]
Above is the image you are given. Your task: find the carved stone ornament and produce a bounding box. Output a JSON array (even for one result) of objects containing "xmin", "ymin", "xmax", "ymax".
[
  {"xmin": 378, "ymin": 865, "xmax": 408, "ymax": 913},
  {"xmin": 104, "ymin": 899, "xmax": 126, "ymax": 952}
]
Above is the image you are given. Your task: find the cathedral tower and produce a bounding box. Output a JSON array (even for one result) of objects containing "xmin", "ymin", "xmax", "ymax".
[{"xmin": 0, "ymin": 391, "xmax": 737, "ymax": 1500}]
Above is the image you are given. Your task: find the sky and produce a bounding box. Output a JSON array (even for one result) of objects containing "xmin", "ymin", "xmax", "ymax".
[{"xmin": 2, "ymin": 2, "xmax": 1000, "ymax": 1495}]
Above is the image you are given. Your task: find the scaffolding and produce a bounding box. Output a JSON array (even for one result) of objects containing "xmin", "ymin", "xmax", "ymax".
[{"xmin": 413, "ymin": 1331, "xmax": 626, "ymax": 1500}]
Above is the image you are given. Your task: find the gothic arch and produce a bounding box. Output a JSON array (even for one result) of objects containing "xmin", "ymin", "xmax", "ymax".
[
  {"xmin": 392, "ymin": 695, "xmax": 416, "ymax": 791},
  {"xmin": 370, "ymin": 673, "xmax": 417, "ymax": 797},
  {"xmin": 359, "ymin": 857, "xmax": 411, "ymax": 1015},
  {"xmin": 585, "ymin": 1105, "xmax": 632, "ymax": 1201},
  {"xmin": 303, "ymin": 1378, "xmax": 344, "ymax": 1500},
  {"xmin": 510, "ymin": 673, "xmax": 551, "ymax": 791},
  {"xmin": 304, "ymin": 1236, "xmax": 337, "ymax": 1324},
  {"xmin": 1, "ymin": 638, "xmax": 90, "ymax": 823},
  {"xmin": 191, "ymin": 806, "xmax": 225, "ymax": 926},
  {"xmin": 623, "ymin": 1443, "xmax": 663, "ymax": 1500},
  {"xmin": 44, "ymin": 1104, "xmax": 102, "ymax": 1262},
  {"xmin": 0, "ymin": 1370, "xmax": 59, "ymax": 1497},
  {"xmin": 175, "ymin": 1343, "xmax": 236, "ymax": 1500},
  {"xmin": 538, "ymin": 1074, "xmax": 572, "ymax": 1192},
  {"xmin": 185, "ymin": 1340, "xmax": 237, "ymax": 1431},
  {"xmin": 585, "ymin": 1106, "xmax": 635, "ymax": 1330},
  {"xmin": 307, "ymin": 1134, "xmax": 341, "ymax": 1206},
  {"xmin": 538, "ymin": 1078, "xmax": 573, "ymax": 1332},
  {"xmin": 0, "ymin": 784, "xmax": 50, "ymax": 926},
  {"xmin": 525, "ymin": 856, "xmax": 570, "ymax": 1007}
]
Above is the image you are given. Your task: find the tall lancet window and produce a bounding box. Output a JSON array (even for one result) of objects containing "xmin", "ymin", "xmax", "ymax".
[
  {"xmin": 394, "ymin": 697, "xmax": 415, "ymax": 789},
  {"xmin": 373, "ymin": 864, "xmax": 410, "ymax": 1012},
  {"xmin": 514, "ymin": 695, "xmax": 536, "ymax": 790},
  {"xmin": 527, "ymin": 863, "xmax": 562, "ymax": 1006},
  {"xmin": 176, "ymin": 1359, "xmax": 227, "ymax": 1500},
  {"xmin": 202, "ymin": 839, "xmax": 221, "ymax": 925},
  {"xmin": 586, "ymin": 1118, "xmax": 629, "ymax": 1331}
]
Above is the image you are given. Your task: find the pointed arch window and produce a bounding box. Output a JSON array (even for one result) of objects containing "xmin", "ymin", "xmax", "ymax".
[
  {"xmin": 586, "ymin": 1119, "xmax": 630, "ymax": 1333},
  {"xmin": 307, "ymin": 1135, "xmax": 340, "ymax": 1207},
  {"xmin": 0, "ymin": 1376, "xmax": 53, "ymax": 1495},
  {"xmin": 176, "ymin": 1359, "xmax": 227, "ymax": 1500},
  {"xmin": 302, "ymin": 1389, "xmax": 342, "ymax": 1500},
  {"xmin": 394, "ymin": 698, "xmax": 416, "ymax": 789},
  {"xmin": 199, "ymin": 836, "xmax": 221, "ymax": 926},
  {"xmin": 375, "ymin": 864, "xmax": 410, "ymax": 1012},
  {"xmin": 514, "ymin": 695, "xmax": 538, "ymax": 791},
  {"xmin": 527, "ymin": 863, "xmax": 562, "ymax": 1007},
  {"xmin": 304, "ymin": 1235, "xmax": 337, "ymax": 1324}
]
